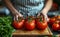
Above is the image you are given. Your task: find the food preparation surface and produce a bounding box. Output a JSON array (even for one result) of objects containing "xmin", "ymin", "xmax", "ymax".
[{"xmin": 13, "ymin": 27, "xmax": 52, "ymax": 35}]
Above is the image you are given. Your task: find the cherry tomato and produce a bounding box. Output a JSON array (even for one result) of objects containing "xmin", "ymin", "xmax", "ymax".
[
  {"xmin": 25, "ymin": 16, "xmax": 35, "ymax": 31},
  {"xmin": 13, "ymin": 17, "xmax": 25, "ymax": 29}
]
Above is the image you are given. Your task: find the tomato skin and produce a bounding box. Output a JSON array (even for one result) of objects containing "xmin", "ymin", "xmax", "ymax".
[
  {"xmin": 52, "ymin": 3, "xmax": 58, "ymax": 11},
  {"xmin": 25, "ymin": 16, "xmax": 35, "ymax": 31},
  {"xmin": 36, "ymin": 15, "xmax": 48, "ymax": 30},
  {"xmin": 59, "ymin": 22, "xmax": 60, "ymax": 30},
  {"xmin": 53, "ymin": 3, "xmax": 58, "ymax": 8},
  {"xmin": 25, "ymin": 20, "xmax": 35, "ymax": 31},
  {"xmin": 57, "ymin": 16, "xmax": 60, "ymax": 20},
  {"xmin": 59, "ymin": 22, "xmax": 60, "ymax": 25},
  {"xmin": 13, "ymin": 20, "xmax": 25, "ymax": 29},
  {"xmin": 52, "ymin": 23, "xmax": 59, "ymax": 31},
  {"xmin": 37, "ymin": 22, "xmax": 47, "ymax": 30},
  {"xmin": 36, "ymin": 20, "xmax": 47, "ymax": 30},
  {"xmin": 48, "ymin": 17, "xmax": 55, "ymax": 25}
]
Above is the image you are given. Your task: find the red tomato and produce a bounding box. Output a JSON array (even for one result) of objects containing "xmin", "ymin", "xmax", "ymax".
[
  {"xmin": 36, "ymin": 20, "xmax": 47, "ymax": 30},
  {"xmin": 59, "ymin": 22, "xmax": 60, "ymax": 30},
  {"xmin": 53, "ymin": 3, "xmax": 58, "ymax": 8},
  {"xmin": 25, "ymin": 16, "xmax": 35, "ymax": 31},
  {"xmin": 52, "ymin": 3, "xmax": 58, "ymax": 11},
  {"xmin": 48, "ymin": 17, "xmax": 56, "ymax": 25},
  {"xmin": 59, "ymin": 22, "xmax": 60, "ymax": 25},
  {"xmin": 56, "ymin": 15, "xmax": 60, "ymax": 20},
  {"xmin": 52, "ymin": 23, "xmax": 59, "ymax": 31},
  {"xmin": 36, "ymin": 16, "xmax": 48, "ymax": 30},
  {"xmin": 13, "ymin": 18, "xmax": 25, "ymax": 29}
]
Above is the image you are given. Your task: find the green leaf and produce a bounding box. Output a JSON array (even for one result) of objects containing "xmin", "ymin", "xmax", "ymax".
[{"xmin": 0, "ymin": 16, "xmax": 15, "ymax": 37}]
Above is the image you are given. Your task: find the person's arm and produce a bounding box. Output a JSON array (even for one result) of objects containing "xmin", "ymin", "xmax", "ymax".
[
  {"xmin": 38, "ymin": 0, "xmax": 53, "ymax": 21},
  {"xmin": 41, "ymin": 0, "xmax": 53, "ymax": 14},
  {"xmin": 4, "ymin": 0, "xmax": 23, "ymax": 18}
]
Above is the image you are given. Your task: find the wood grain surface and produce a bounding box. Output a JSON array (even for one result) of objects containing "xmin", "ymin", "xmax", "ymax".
[{"xmin": 13, "ymin": 27, "xmax": 52, "ymax": 35}]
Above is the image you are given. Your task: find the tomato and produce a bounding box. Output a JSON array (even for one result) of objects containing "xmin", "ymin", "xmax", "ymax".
[
  {"xmin": 52, "ymin": 21, "xmax": 59, "ymax": 31},
  {"xmin": 56, "ymin": 15, "xmax": 60, "ymax": 20},
  {"xmin": 52, "ymin": 3, "xmax": 58, "ymax": 11},
  {"xmin": 53, "ymin": 3, "xmax": 58, "ymax": 8},
  {"xmin": 36, "ymin": 21, "xmax": 47, "ymax": 30},
  {"xmin": 13, "ymin": 17, "xmax": 25, "ymax": 29},
  {"xmin": 48, "ymin": 17, "xmax": 56, "ymax": 25},
  {"xmin": 59, "ymin": 22, "xmax": 60, "ymax": 30},
  {"xmin": 36, "ymin": 16, "xmax": 48, "ymax": 30},
  {"xmin": 59, "ymin": 22, "xmax": 60, "ymax": 25},
  {"xmin": 25, "ymin": 16, "xmax": 35, "ymax": 31}
]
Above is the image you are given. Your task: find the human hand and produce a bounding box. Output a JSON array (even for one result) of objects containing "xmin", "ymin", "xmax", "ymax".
[
  {"xmin": 12, "ymin": 12, "xmax": 23, "ymax": 21},
  {"xmin": 37, "ymin": 12, "xmax": 49, "ymax": 22}
]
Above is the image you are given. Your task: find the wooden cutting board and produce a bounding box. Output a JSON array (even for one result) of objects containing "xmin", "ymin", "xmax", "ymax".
[{"xmin": 13, "ymin": 27, "xmax": 52, "ymax": 35}]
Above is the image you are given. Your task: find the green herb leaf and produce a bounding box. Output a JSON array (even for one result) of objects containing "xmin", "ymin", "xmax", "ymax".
[{"xmin": 0, "ymin": 16, "xmax": 15, "ymax": 37}]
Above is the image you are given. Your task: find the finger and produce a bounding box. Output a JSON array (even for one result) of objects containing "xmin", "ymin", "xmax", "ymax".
[
  {"xmin": 46, "ymin": 17, "xmax": 49, "ymax": 22},
  {"xmin": 40, "ymin": 13, "xmax": 45, "ymax": 18},
  {"xmin": 45, "ymin": 18, "xmax": 49, "ymax": 22},
  {"xmin": 18, "ymin": 14, "xmax": 23, "ymax": 18},
  {"xmin": 21, "ymin": 15, "xmax": 23, "ymax": 17},
  {"xmin": 37, "ymin": 14, "xmax": 40, "ymax": 16},
  {"xmin": 13, "ymin": 16, "xmax": 15, "ymax": 21},
  {"xmin": 37, "ymin": 13, "xmax": 40, "ymax": 17},
  {"xmin": 16, "ymin": 15, "xmax": 18, "ymax": 21},
  {"xmin": 44, "ymin": 15, "xmax": 49, "ymax": 21},
  {"xmin": 40, "ymin": 13, "xmax": 44, "ymax": 16}
]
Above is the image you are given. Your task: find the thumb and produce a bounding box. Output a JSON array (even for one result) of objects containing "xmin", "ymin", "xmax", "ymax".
[
  {"xmin": 18, "ymin": 14, "xmax": 23, "ymax": 17},
  {"xmin": 44, "ymin": 15, "xmax": 49, "ymax": 22},
  {"xmin": 13, "ymin": 15, "xmax": 18, "ymax": 21}
]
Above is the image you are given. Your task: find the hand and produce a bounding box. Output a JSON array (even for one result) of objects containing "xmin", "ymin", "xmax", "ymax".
[
  {"xmin": 37, "ymin": 12, "xmax": 49, "ymax": 21},
  {"xmin": 12, "ymin": 12, "xmax": 23, "ymax": 21}
]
